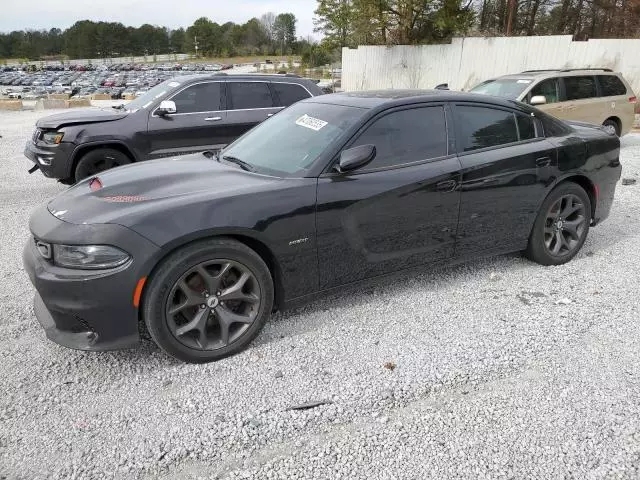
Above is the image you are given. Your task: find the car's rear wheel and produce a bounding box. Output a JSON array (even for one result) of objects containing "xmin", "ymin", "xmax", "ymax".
[
  {"xmin": 143, "ymin": 238, "xmax": 274, "ymax": 363},
  {"xmin": 74, "ymin": 147, "xmax": 131, "ymax": 182},
  {"xmin": 603, "ymin": 118, "xmax": 621, "ymax": 137},
  {"xmin": 525, "ymin": 183, "xmax": 591, "ymax": 266}
]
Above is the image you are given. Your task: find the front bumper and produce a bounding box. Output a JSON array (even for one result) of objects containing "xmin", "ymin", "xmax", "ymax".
[
  {"xmin": 24, "ymin": 139, "xmax": 75, "ymax": 180},
  {"xmin": 23, "ymin": 204, "xmax": 160, "ymax": 351}
]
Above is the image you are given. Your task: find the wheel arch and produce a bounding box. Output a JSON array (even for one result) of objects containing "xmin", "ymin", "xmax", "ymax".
[
  {"xmin": 69, "ymin": 142, "xmax": 137, "ymax": 178},
  {"xmin": 603, "ymin": 116, "xmax": 621, "ymax": 135},
  {"xmin": 138, "ymin": 230, "xmax": 285, "ymax": 317},
  {"xmin": 556, "ymin": 174, "xmax": 597, "ymax": 220}
]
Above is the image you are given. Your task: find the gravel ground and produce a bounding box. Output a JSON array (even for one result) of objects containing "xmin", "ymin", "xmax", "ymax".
[{"xmin": 1, "ymin": 109, "xmax": 640, "ymax": 480}]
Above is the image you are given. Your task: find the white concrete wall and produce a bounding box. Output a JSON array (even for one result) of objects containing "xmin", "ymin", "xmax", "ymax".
[{"xmin": 342, "ymin": 36, "xmax": 640, "ymax": 95}]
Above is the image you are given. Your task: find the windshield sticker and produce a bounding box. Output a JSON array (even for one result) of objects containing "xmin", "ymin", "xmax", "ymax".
[
  {"xmin": 295, "ymin": 114, "xmax": 328, "ymax": 131},
  {"xmin": 517, "ymin": 79, "xmax": 532, "ymax": 84},
  {"xmin": 168, "ymin": 81, "xmax": 180, "ymax": 87}
]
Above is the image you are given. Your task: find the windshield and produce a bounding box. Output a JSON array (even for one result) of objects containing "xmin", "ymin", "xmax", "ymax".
[
  {"xmin": 221, "ymin": 102, "xmax": 365, "ymax": 177},
  {"xmin": 122, "ymin": 79, "xmax": 181, "ymax": 111},
  {"xmin": 470, "ymin": 78, "xmax": 533, "ymax": 99}
]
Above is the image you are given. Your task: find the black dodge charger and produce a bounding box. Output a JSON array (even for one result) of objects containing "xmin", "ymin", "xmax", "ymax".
[{"xmin": 24, "ymin": 90, "xmax": 622, "ymax": 363}]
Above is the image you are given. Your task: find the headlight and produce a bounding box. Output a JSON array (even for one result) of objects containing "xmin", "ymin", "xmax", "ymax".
[
  {"xmin": 53, "ymin": 244, "xmax": 130, "ymax": 269},
  {"xmin": 42, "ymin": 131, "xmax": 64, "ymax": 145}
]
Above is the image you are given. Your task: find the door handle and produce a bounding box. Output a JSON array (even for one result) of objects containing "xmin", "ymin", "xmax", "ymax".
[
  {"xmin": 436, "ymin": 179, "xmax": 457, "ymax": 192},
  {"xmin": 536, "ymin": 156, "xmax": 551, "ymax": 167},
  {"xmin": 204, "ymin": 116, "xmax": 222, "ymax": 121}
]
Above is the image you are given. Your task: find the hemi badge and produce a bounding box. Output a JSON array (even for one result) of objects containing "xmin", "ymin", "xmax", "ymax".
[{"xmin": 289, "ymin": 237, "xmax": 308, "ymax": 246}]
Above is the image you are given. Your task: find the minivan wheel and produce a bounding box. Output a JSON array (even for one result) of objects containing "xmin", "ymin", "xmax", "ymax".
[
  {"xmin": 143, "ymin": 238, "xmax": 274, "ymax": 363},
  {"xmin": 525, "ymin": 183, "xmax": 591, "ymax": 266},
  {"xmin": 603, "ymin": 119, "xmax": 621, "ymax": 137},
  {"xmin": 74, "ymin": 148, "xmax": 131, "ymax": 182}
]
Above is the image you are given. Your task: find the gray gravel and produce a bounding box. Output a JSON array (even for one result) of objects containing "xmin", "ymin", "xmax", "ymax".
[{"xmin": 1, "ymin": 111, "xmax": 640, "ymax": 479}]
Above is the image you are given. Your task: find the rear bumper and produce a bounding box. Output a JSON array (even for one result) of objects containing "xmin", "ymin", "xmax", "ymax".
[
  {"xmin": 24, "ymin": 140, "xmax": 75, "ymax": 180},
  {"xmin": 23, "ymin": 205, "xmax": 160, "ymax": 352}
]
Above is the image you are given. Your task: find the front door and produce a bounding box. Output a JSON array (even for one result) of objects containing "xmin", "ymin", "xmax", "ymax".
[
  {"xmin": 316, "ymin": 105, "xmax": 461, "ymax": 289},
  {"xmin": 146, "ymin": 81, "xmax": 229, "ymax": 159}
]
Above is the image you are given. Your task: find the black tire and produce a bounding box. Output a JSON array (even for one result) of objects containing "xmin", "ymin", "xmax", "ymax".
[
  {"xmin": 74, "ymin": 147, "xmax": 131, "ymax": 182},
  {"xmin": 603, "ymin": 118, "xmax": 621, "ymax": 137},
  {"xmin": 143, "ymin": 238, "xmax": 274, "ymax": 363},
  {"xmin": 525, "ymin": 182, "xmax": 591, "ymax": 266}
]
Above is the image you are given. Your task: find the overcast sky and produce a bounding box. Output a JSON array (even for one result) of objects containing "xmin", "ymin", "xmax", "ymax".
[{"xmin": 1, "ymin": 0, "xmax": 319, "ymax": 37}]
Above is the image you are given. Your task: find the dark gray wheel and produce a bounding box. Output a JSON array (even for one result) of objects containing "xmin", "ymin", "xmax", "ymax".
[
  {"xmin": 525, "ymin": 183, "xmax": 591, "ymax": 265},
  {"xmin": 603, "ymin": 119, "xmax": 621, "ymax": 137},
  {"xmin": 74, "ymin": 147, "xmax": 131, "ymax": 182},
  {"xmin": 143, "ymin": 238, "xmax": 273, "ymax": 363}
]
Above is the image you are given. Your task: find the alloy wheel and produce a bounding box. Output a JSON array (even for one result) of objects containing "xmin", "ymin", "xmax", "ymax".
[
  {"xmin": 165, "ymin": 259, "xmax": 261, "ymax": 350},
  {"xmin": 543, "ymin": 193, "xmax": 587, "ymax": 256}
]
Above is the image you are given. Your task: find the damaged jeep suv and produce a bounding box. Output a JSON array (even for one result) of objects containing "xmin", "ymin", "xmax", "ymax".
[{"xmin": 24, "ymin": 74, "xmax": 323, "ymax": 183}]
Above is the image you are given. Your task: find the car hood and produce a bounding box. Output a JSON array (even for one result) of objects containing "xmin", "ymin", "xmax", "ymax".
[
  {"xmin": 47, "ymin": 153, "xmax": 283, "ymax": 226},
  {"xmin": 36, "ymin": 108, "xmax": 128, "ymax": 129}
]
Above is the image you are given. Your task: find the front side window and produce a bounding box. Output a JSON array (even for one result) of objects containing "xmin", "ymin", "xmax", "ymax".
[
  {"xmin": 272, "ymin": 83, "xmax": 311, "ymax": 106},
  {"xmin": 228, "ymin": 82, "xmax": 274, "ymax": 110},
  {"xmin": 171, "ymin": 82, "xmax": 222, "ymax": 113},
  {"xmin": 529, "ymin": 78, "xmax": 560, "ymax": 104},
  {"xmin": 598, "ymin": 75, "xmax": 627, "ymax": 97},
  {"xmin": 563, "ymin": 76, "xmax": 597, "ymax": 100},
  {"xmin": 350, "ymin": 106, "xmax": 448, "ymax": 170},
  {"xmin": 455, "ymin": 106, "xmax": 519, "ymax": 152}
]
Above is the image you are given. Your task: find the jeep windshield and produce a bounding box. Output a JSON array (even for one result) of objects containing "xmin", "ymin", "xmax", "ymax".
[
  {"xmin": 120, "ymin": 79, "xmax": 181, "ymax": 112},
  {"xmin": 470, "ymin": 78, "xmax": 533, "ymax": 99},
  {"xmin": 220, "ymin": 101, "xmax": 365, "ymax": 178}
]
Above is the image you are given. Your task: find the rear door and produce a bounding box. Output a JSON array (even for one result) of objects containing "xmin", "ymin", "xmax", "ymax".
[
  {"xmin": 556, "ymin": 75, "xmax": 599, "ymax": 124},
  {"xmin": 224, "ymin": 81, "xmax": 281, "ymax": 142},
  {"xmin": 452, "ymin": 103, "xmax": 556, "ymax": 256},
  {"xmin": 271, "ymin": 81, "xmax": 314, "ymax": 107},
  {"xmin": 146, "ymin": 80, "xmax": 228, "ymax": 159},
  {"xmin": 597, "ymin": 74, "xmax": 635, "ymax": 133}
]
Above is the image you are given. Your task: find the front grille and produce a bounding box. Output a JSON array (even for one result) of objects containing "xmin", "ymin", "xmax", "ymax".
[{"xmin": 32, "ymin": 128, "xmax": 41, "ymax": 143}]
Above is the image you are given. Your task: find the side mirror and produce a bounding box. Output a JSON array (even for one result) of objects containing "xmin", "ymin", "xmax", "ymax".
[
  {"xmin": 336, "ymin": 144, "xmax": 376, "ymax": 173},
  {"xmin": 530, "ymin": 95, "xmax": 547, "ymax": 106},
  {"xmin": 434, "ymin": 83, "xmax": 449, "ymax": 90},
  {"xmin": 157, "ymin": 100, "xmax": 176, "ymax": 116}
]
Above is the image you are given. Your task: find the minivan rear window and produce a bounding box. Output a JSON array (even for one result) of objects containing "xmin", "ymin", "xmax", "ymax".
[{"xmin": 598, "ymin": 75, "xmax": 627, "ymax": 96}]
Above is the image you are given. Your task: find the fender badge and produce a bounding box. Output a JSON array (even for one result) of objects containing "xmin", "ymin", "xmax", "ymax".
[{"xmin": 289, "ymin": 237, "xmax": 309, "ymax": 246}]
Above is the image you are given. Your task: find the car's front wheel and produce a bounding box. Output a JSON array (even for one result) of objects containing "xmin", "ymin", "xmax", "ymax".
[
  {"xmin": 525, "ymin": 182, "xmax": 591, "ymax": 266},
  {"xmin": 143, "ymin": 238, "xmax": 274, "ymax": 363},
  {"xmin": 74, "ymin": 147, "xmax": 131, "ymax": 182}
]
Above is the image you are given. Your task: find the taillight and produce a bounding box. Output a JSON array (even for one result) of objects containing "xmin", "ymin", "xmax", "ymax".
[
  {"xmin": 629, "ymin": 96, "xmax": 637, "ymax": 104},
  {"xmin": 89, "ymin": 177, "xmax": 103, "ymax": 191}
]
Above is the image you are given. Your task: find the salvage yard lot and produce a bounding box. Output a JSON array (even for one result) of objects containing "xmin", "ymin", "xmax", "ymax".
[{"xmin": 1, "ymin": 108, "xmax": 640, "ymax": 479}]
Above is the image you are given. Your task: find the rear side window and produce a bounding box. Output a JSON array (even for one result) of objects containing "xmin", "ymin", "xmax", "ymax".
[
  {"xmin": 350, "ymin": 106, "xmax": 447, "ymax": 170},
  {"xmin": 563, "ymin": 76, "xmax": 597, "ymax": 100},
  {"xmin": 529, "ymin": 78, "xmax": 559, "ymax": 104},
  {"xmin": 228, "ymin": 82, "xmax": 274, "ymax": 110},
  {"xmin": 455, "ymin": 106, "xmax": 518, "ymax": 151},
  {"xmin": 171, "ymin": 82, "xmax": 222, "ymax": 113},
  {"xmin": 516, "ymin": 113, "xmax": 536, "ymax": 140},
  {"xmin": 272, "ymin": 83, "xmax": 311, "ymax": 106},
  {"xmin": 598, "ymin": 75, "xmax": 627, "ymax": 96}
]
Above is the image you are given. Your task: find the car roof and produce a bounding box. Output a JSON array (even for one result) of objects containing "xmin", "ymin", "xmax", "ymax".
[
  {"xmin": 303, "ymin": 89, "xmax": 527, "ymax": 110},
  {"xmin": 490, "ymin": 68, "xmax": 621, "ymax": 81},
  {"xmin": 170, "ymin": 73, "xmax": 314, "ymax": 84}
]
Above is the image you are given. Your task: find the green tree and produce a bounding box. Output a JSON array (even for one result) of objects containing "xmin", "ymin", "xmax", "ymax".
[
  {"xmin": 314, "ymin": 0, "xmax": 355, "ymax": 48},
  {"xmin": 273, "ymin": 13, "xmax": 297, "ymax": 54}
]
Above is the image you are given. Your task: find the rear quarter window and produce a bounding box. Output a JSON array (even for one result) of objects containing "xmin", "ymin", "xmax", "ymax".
[{"xmin": 598, "ymin": 75, "xmax": 627, "ymax": 96}]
